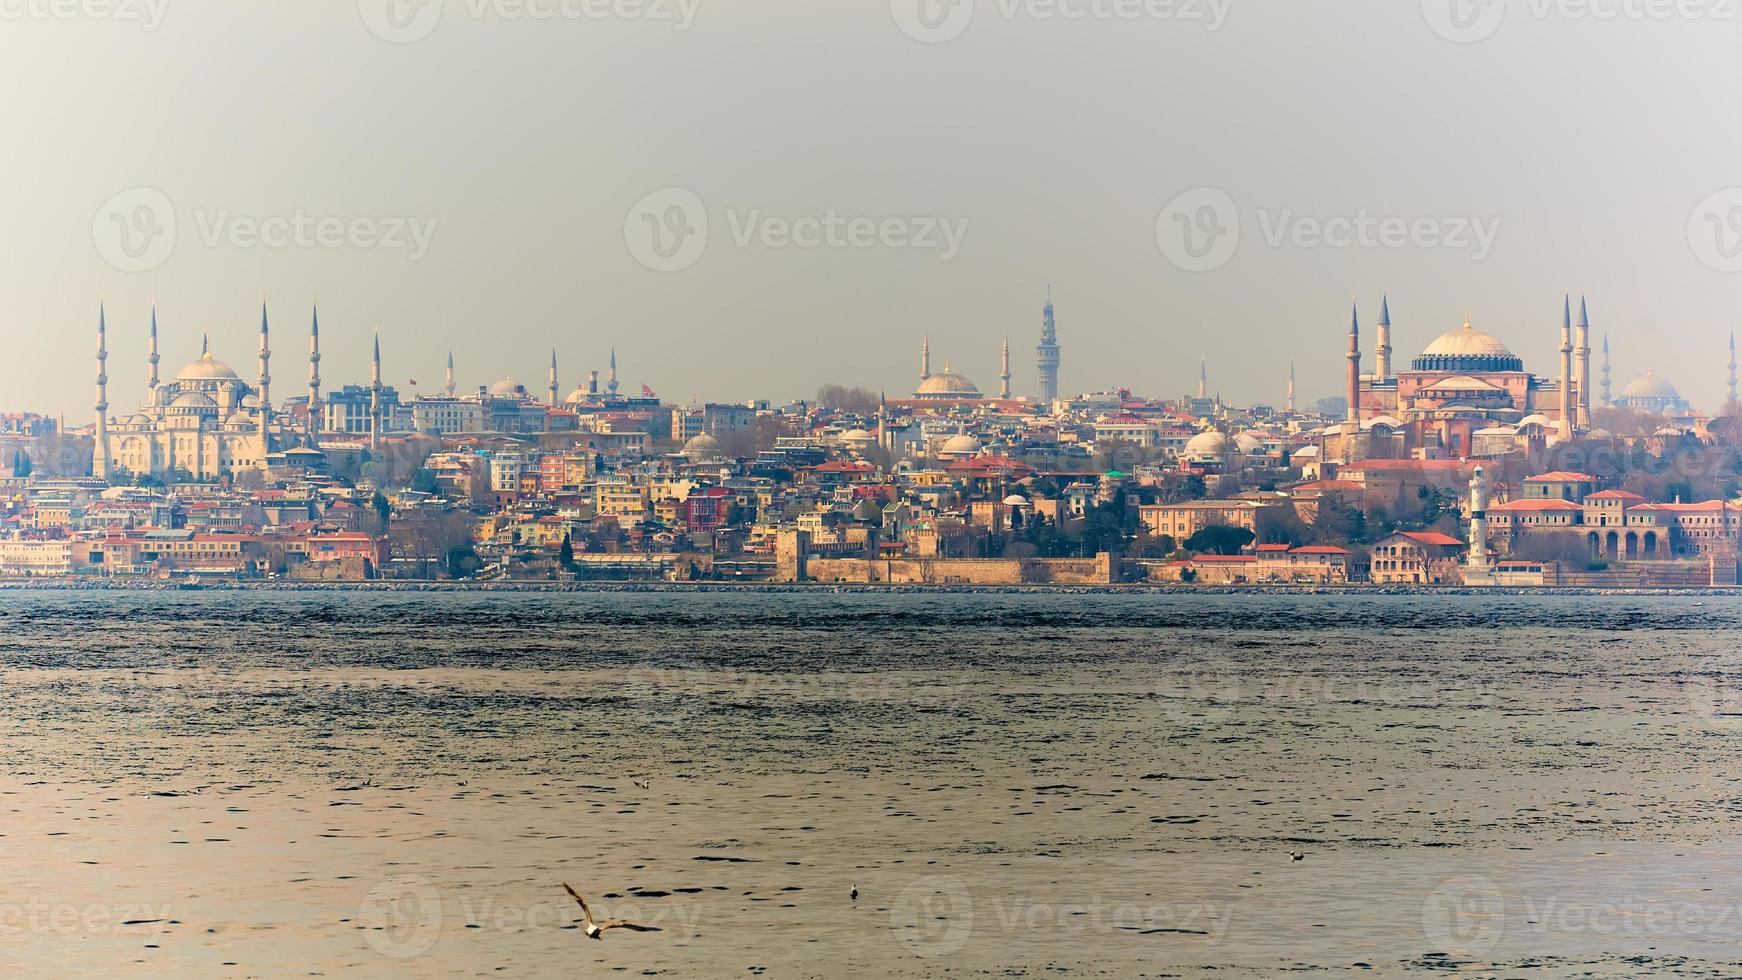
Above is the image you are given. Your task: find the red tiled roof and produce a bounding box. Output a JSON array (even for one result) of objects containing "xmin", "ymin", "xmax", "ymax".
[
  {"xmin": 1290, "ymin": 545, "xmax": 1349, "ymax": 555},
  {"xmin": 1192, "ymin": 554, "xmax": 1256, "ymax": 563},
  {"xmin": 1399, "ymin": 531, "xmax": 1466, "ymax": 547},
  {"xmin": 1586, "ymin": 490, "xmax": 1645, "ymax": 500},
  {"xmin": 1341, "ymin": 459, "xmax": 1476, "ymax": 473},
  {"xmin": 1524, "ymin": 471, "xmax": 1597, "ymax": 482},
  {"xmin": 1488, "ymin": 499, "xmax": 1583, "ymax": 512}
]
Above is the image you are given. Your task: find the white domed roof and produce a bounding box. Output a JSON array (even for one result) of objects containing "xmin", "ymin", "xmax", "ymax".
[
  {"xmin": 841, "ymin": 429, "xmax": 874, "ymax": 444},
  {"xmin": 683, "ymin": 432, "xmax": 722, "ymax": 456},
  {"xmin": 488, "ymin": 377, "xmax": 526, "ymax": 397},
  {"xmin": 939, "ymin": 434, "xmax": 982, "ymax": 455},
  {"xmin": 169, "ymin": 391, "xmax": 218, "ymax": 410},
  {"xmin": 1002, "ymin": 493, "xmax": 1031, "ymax": 506},
  {"xmin": 1235, "ymin": 432, "xmax": 1265, "ymax": 453},
  {"xmin": 1622, "ymin": 373, "xmax": 1680, "ymax": 399},
  {"xmin": 1421, "ymin": 321, "xmax": 1514, "ymax": 359},
  {"xmin": 916, "ymin": 367, "xmax": 982, "ymax": 398},
  {"xmin": 563, "ymin": 387, "xmax": 593, "ymax": 403},
  {"xmin": 1517, "ymin": 414, "xmax": 1551, "ymax": 429},
  {"xmin": 1183, "ymin": 430, "xmax": 1230, "ymax": 456},
  {"xmin": 176, "ymin": 353, "xmax": 240, "ymax": 382}
]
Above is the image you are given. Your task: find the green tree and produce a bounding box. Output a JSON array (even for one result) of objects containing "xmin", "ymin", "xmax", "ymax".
[
  {"xmin": 1185, "ymin": 524, "xmax": 1255, "ymax": 556},
  {"xmin": 372, "ymin": 491, "xmax": 392, "ymax": 531},
  {"xmin": 559, "ymin": 532, "xmax": 575, "ymax": 569}
]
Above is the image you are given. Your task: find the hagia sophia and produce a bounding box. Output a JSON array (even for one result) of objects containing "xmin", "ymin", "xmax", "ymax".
[{"xmin": 1322, "ymin": 294, "xmax": 1714, "ymax": 464}]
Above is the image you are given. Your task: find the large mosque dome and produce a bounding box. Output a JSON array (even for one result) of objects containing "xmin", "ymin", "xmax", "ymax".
[
  {"xmin": 1621, "ymin": 373, "xmax": 1680, "ymax": 400},
  {"xmin": 488, "ymin": 377, "xmax": 528, "ymax": 398},
  {"xmin": 1412, "ymin": 320, "xmax": 1524, "ymax": 373},
  {"xmin": 176, "ymin": 352, "xmax": 241, "ymax": 382},
  {"xmin": 915, "ymin": 366, "xmax": 982, "ymax": 400}
]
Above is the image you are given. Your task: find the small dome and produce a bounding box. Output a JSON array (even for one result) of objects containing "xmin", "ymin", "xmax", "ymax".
[
  {"xmin": 1002, "ymin": 493, "xmax": 1031, "ymax": 506},
  {"xmin": 1235, "ymin": 432, "xmax": 1265, "ymax": 453},
  {"xmin": 176, "ymin": 353, "xmax": 240, "ymax": 382},
  {"xmin": 841, "ymin": 429, "xmax": 875, "ymax": 445},
  {"xmin": 939, "ymin": 434, "xmax": 982, "ymax": 455},
  {"xmin": 1622, "ymin": 373, "xmax": 1680, "ymax": 399},
  {"xmin": 488, "ymin": 377, "xmax": 526, "ymax": 397},
  {"xmin": 169, "ymin": 391, "xmax": 218, "ymax": 409},
  {"xmin": 563, "ymin": 387, "xmax": 594, "ymax": 403},
  {"xmin": 1517, "ymin": 414, "xmax": 1551, "ymax": 429},
  {"xmin": 683, "ymin": 432, "xmax": 722, "ymax": 457},
  {"xmin": 1362, "ymin": 415, "xmax": 1403, "ymax": 430}
]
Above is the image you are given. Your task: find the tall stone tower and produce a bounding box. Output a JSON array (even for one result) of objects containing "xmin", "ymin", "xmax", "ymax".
[
  {"xmin": 1036, "ymin": 288, "xmax": 1060, "ymax": 403},
  {"xmin": 1345, "ymin": 301, "xmax": 1360, "ymax": 425},
  {"xmin": 258, "ymin": 303, "xmax": 273, "ymax": 444},
  {"xmin": 94, "ymin": 303, "xmax": 110, "ymax": 480},
  {"xmin": 308, "ymin": 305, "xmax": 322, "ymax": 437},
  {"xmin": 1558, "ymin": 295, "xmax": 1575, "ymax": 443},
  {"xmin": 1601, "ymin": 334, "xmax": 1612, "ymax": 407},
  {"xmin": 999, "ymin": 337, "xmax": 1011, "ymax": 399},
  {"xmin": 1576, "ymin": 296, "xmax": 1592, "ymax": 429},
  {"xmin": 1467, "ymin": 465, "xmax": 1492, "ymax": 578},
  {"xmin": 1375, "ymin": 293, "xmax": 1393, "ymax": 380}
]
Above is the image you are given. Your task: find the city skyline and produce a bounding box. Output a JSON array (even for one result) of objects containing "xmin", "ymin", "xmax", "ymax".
[{"xmin": 7, "ymin": 6, "xmax": 1742, "ymax": 414}]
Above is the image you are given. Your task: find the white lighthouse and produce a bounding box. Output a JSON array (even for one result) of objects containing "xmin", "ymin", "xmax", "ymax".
[{"xmin": 1466, "ymin": 465, "xmax": 1495, "ymax": 585}]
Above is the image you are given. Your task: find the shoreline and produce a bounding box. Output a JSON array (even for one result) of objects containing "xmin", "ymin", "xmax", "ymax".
[{"xmin": 0, "ymin": 578, "xmax": 1736, "ymax": 597}]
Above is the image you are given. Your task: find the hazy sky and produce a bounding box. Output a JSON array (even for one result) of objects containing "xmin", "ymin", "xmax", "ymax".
[{"xmin": 7, "ymin": 1, "xmax": 1742, "ymax": 418}]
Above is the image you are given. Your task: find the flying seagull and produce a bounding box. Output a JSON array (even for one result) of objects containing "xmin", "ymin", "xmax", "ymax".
[{"xmin": 563, "ymin": 883, "xmax": 663, "ymax": 940}]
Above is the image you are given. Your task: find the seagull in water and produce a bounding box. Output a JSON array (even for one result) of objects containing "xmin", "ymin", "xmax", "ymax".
[
  {"xmin": 563, "ymin": 884, "xmax": 663, "ymax": 941},
  {"xmin": 1288, "ymin": 851, "xmax": 1306, "ymax": 862},
  {"xmin": 850, "ymin": 884, "xmax": 858, "ymax": 903}
]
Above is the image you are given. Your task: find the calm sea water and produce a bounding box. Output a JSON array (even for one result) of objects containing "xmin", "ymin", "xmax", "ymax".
[{"xmin": 3, "ymin": 591, "xmax": 1741, "ymax": 978}]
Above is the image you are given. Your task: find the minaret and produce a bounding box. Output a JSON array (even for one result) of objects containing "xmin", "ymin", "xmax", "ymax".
[
  {"xmin": 1287, "ymin": 359, "xmax": 1296, "ymax": 414},
  {"xmin": 308, "ymin": 305, "xmax": 322, "ymax": 437},
  {"xmin": 1601, "ymin": 334, "xmax": 1612, "ymax": 407},
  {"xmin": 147, "ymin": 303, "xmax": 160, "ymax": 397},
  {"xmin": 1198, "ymin": 357, "xmax": 1207, "ymax": 400},
  {"xmin": 258, "ymin": 302, "xmax": 273, "ymax": 444},
  {"xmin": 445, "ymin": 350, "xmax": 456, "ymax": 397},
  {"xmin": 370, "ymin": 329, "xmax": 384, "ymax": 452},
  {"xmin": 94, "ymin": 303, "xmax": 110, "ymax": 480},
  {"xmin": 1558, "ymin": 294, "xmax": 1575, "ymax": 442},
  {"xmin": 878, "ymin": 389, "xmax": 888, "ymax": 450},
  {"xmin": 1036, "ymin": 287, "xmax": 1060, "ymax": 403},
  {"xmin": 1346, "ymin": 301, "xmax": 1361, "ymax": 425},
  {"xmin": 999, "ymin": 338, "xmax": 1011, "ymax": 399},
  {"xmin": 588, "ymin": 369, "xmax": 599, "ymax": 397},
  {"xmin": 1730, "ymin": 332, "xmax": 1738, "ymax": 405},
  {"xmin": 608, "ymin": 348, "xmax": 619, "ymax": 396},
  {"xmin": 1467, "ymin": 465, "xmax": 1492, "ymax": 576},
  {"xmin": 1576, "ymin": 296, "xmax": 1592, "ymax": 429},
  {"xmin": 921, "ymin": 335, "xmax": 932, "ymax": 382},
  {"xmin": 1376, "ymin": 293, "xmax": 1393, "ymax": 380},
  {"xmin": 548, "ymin": 349, "xmax": 559, "ymax": 406}
]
